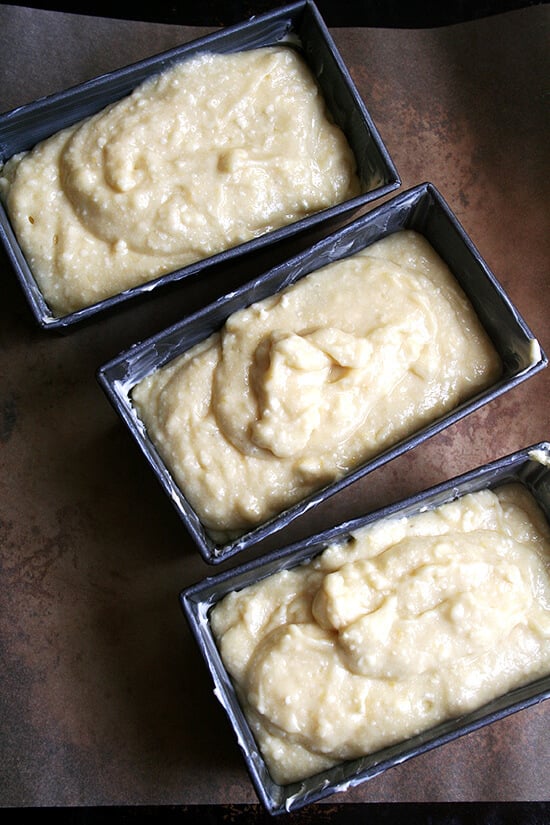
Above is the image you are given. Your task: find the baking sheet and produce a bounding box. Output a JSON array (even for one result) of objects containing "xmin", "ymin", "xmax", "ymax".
[{"xmin": 1, "ymin": 2, "xmax": 549, "ymax": 808}]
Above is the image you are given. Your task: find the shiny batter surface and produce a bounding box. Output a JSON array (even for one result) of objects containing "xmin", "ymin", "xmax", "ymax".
[
  {"xmin": 0, "ymin": 46, "xmax": 361, "ymax": 315},
  {"xmin": 131, "ymin": 230, "xmax": 501, "ymax": 543},
  {"xmin": 210, "ymin": 484, "xmax": 550, "ymax": 784}
]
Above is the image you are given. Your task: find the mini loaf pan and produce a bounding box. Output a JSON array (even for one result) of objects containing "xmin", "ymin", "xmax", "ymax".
[
  {"xmin": 97, "ymin": 182, "xmax": 547, "ymax": 565},
  {"xmin": 0, "ymin": 0, "xmax": 399, "ymax": 331},
  {"xmin": 179, "ymin": 441, "xmax": 550, "ymax": 814}
]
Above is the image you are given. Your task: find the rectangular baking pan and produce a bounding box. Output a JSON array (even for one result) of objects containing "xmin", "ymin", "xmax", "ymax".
[
  {"xmin": 180, "ymin": 441, "xmax": 550, "ymax": 814},
  {"xmin": 97, "ymin": 182, "xmax": 547, "ymax": 564},
  {"xmin": 0, "ymin": 0, "xmax": 399, "ymax": 330}
]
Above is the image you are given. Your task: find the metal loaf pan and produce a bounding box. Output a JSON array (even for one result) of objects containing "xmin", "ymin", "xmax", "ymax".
[
  {"xmin": 97, "ymin": 182, "xmax": 547, "ymax": 564},
  {"xmin": 0, "ymin": 0, "xmax": 399, "ymax": 330},
  {"xmin": 180, "ymin": 442, "xmax": 550, "ymax": 814}
]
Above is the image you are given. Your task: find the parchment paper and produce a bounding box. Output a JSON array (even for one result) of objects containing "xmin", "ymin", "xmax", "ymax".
[{"xmin": 1, "ymin": 2, "xmax": 548, "ymax": 807}]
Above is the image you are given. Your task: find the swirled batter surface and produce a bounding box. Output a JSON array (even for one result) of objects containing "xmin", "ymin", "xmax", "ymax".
[
  {"xmin": 211, "ymin": 484, "xmax": 550, "ymax": 784},
  {"xmin": 0, "ymin": 46, "xmax": 361, "ymax": 315},
  {"xmin": 131, "ymin": 230, "xmax": 501, "ymax": 543}
]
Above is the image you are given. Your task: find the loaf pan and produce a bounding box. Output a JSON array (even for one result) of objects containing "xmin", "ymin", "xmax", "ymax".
[
  {"xmin": 97, "ymin": 182, "xmax": 547, "ymax": 564},
  {"xmin": 0, "ymin": 0, "xmax": 399, "ymax": 330},
  {"xmin": 180, "ymin": 442, "xmax": 550, "ymax": 814}
]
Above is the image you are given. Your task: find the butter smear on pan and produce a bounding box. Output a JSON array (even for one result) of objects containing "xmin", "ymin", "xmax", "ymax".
[
  {"xmin": 210, "ymin": 483, "xmax": 550, "ymax": 784},
  {"xmin": 0, "ymin": 46, "xmax": 361, "ymax": 315},
  {"xmin": 131, "ymin": 230, "xmax": 502, "ymax": 543}
]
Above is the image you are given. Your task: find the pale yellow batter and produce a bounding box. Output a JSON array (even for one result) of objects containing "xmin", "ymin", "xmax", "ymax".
[
  {"xmin": 211, "ymin": 483, "xmax": 550, "ymax": 784},
  {"xmin": 0, "ymin": 46, "xmax": 361, "ymax": 315},
  {"xmin": 131, "ymin": 230, "xmax": 502, "ymax": 543}
]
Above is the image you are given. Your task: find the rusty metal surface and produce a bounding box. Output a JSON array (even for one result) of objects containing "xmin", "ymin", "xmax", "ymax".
[{"xmin": 0, "ymin": 3, "xmax": 549, "ymax": 808}]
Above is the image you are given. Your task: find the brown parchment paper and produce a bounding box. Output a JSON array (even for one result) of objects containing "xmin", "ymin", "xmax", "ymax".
[{"xmin": 0, "ymin": 2, "xmax": 549, "ymax": 807}]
